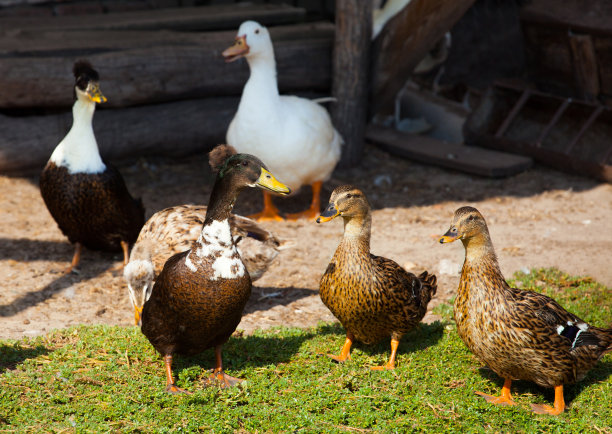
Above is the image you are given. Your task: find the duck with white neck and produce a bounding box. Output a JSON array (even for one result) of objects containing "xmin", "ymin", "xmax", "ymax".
[
  {"xmin": 223, "ymin": 20, "xmax": 343, "ymax": 222},
  {"xmin": 40, "ymin": 60, "xmax": 144, "ymax": 273}
]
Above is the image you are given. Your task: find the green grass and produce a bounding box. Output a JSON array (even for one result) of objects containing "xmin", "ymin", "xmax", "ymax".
[{"xmin": 1, "ymin": 268, "xmax": 610, "ymax": 433}]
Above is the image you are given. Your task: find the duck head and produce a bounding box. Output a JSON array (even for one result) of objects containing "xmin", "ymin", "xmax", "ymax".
[
  {"xmin": 216, "ymin": 152, "xmax": 291, "ymax": 195},
  {"xmin": 222, "ymin": 20, "xmax": 273, "ymax": 63},
  {"xmin": 123, "ymin": 259, "xmax": 155, "ymax": 326},
  {"xmin": 439, "ymin": 206, "xmax": 488, "ymax": 244},
  {"xmin": 73, "ymin": 60, "xmax": 107, "ymax": 104},
  {"xmin": 317, "ymin": 185, "xmax": 370, "ymax": 223}
]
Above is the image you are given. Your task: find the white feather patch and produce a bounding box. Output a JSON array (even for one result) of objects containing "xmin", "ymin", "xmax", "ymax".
[
  {"xmin": 190, "ymin": 219, "xmax": 245, "ymax": 280},
  {"xmin": 556, "ymin": 325, "xmax": 565, "ymax": 335}
]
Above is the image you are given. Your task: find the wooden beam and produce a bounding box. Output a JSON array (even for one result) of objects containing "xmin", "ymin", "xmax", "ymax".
[
  {"xmin": 370, "ymin": 0, "xmax": 475, "ymax": 116},
  {"xmin": 0, "ymin": 3, "xmax": 306, "ymax": 32},
  {"xmin": 0, "ymin": 23, "xmax": 334, "ymax": 109},
  {"xmin": 332, "ymin": 0, "xmax": 372, "ymax": 168},
  {"xmin": 0, "ymin": 97, "xmax": 239, "ymax": 174}
]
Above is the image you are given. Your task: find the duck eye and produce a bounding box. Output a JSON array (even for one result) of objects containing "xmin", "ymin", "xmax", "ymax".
[
  {"xmin": 255, "ymin": 29, "xmax": 260, "ymax": 34},
  {"xmin": 345, "ymin": 193, "xmax": 353, "ymax": 198},
  {"xmin": 241, "ymin": 160, "xmax": 249, "ymax": 166}
]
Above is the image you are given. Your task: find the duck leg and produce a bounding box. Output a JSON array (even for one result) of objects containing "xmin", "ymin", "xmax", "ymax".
[
  {"xmin": 531, "ymin": 385, "xmax": 565, "ymax": 415},
  {"xmin": 110, "ymin": 240, "xmax": 131, "ymax": 272},
  {"xmin": 286, "ymin": 181, "xmax": 322, "ymax": 221},
  {"xmin": 64, "ymin": 242, "xmax": 82, "ymax": 274},
  {"xmin": 206, "ymin": 345, "xmax": 243, "ymax": 388},
  {"xmin": 328, "ymin": 332, "xmax": 354, "ymax": 363},
  {"xmin": 164, "ymin": 354, "xmax": 191, "ymax": 394},
  {"xmin": 371, "ymin": 337, "xmax": 400, "ymax": 370},
  {"xmin": 249, "ymin": 191, "xmax": 284, "ymax": 222},
  {"xmin": 475, "ymin": 378, "xmax": 516, "ymax": 406}
]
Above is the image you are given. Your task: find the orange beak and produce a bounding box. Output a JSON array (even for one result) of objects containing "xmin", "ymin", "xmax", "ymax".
[
  {"xmin": 222, "ymin": 35, "xmax": 249, "ymax": 62},
  {"xmin": 134, "ymin": 305, "xmax": 143, "ymax": 325}
]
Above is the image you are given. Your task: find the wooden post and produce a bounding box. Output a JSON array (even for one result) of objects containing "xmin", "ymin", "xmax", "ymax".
[{"xmin": 332, "ymin": 0, "xmax": 372, "ymax": 168}]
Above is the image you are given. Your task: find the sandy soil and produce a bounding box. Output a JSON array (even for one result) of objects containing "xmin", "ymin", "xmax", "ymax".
[{"xmin": 1, "ymin": 144, "xmax": 611, "ymax": 341}]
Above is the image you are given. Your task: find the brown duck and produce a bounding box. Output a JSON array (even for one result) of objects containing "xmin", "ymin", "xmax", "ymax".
[
  {"xmin": 124, "ymin": 203, "xmax": 285, "ymax": 325},
  {"xmin": 440, "ymin": 206, "xmax": 612, "ymax": 415},
  {"xmin": 140, "ymin": 145, "xmax": 290, "ymax": 393},
  {"xmin": 39, "ymin": 60, "xmax": 144, "ymax": 272},
  {"xmin": 317, "ymin": 185, "xmax": 437, "ymax": 369}
]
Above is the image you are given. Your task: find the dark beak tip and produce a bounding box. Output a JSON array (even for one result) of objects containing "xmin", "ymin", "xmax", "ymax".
[{"xmin": 316, "ymin": 217, "xmax": 321, "ymax": 224}]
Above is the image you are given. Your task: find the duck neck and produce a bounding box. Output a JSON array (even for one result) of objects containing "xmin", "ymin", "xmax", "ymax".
[
  {"xmin": 339, "ymin": 213, "xmax": 372, "ymax": 257},
  {"xmin": 203, "ymin": 176, "xmax": 240, "ymax": 227},
  {"xmin": 244, "ymin": 52, "xmax": 279, "ymax": 102},
  {"xmin": 461, "ymin": 230, "xmax": 502, "ymax": 275},
  {"xmin": 50, "ymin": 96, "xmax": 105, "ymax": 174}
]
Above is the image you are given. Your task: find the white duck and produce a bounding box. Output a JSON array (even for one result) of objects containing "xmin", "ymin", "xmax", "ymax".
[{"xmin": 223, "ymin": 20, "xmax": 343, "ymax": 221}]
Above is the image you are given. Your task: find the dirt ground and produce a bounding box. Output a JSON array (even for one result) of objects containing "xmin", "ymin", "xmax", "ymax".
[{"xmin": 1, "ymin": 144, "xmax": 611, "ymax": 341}]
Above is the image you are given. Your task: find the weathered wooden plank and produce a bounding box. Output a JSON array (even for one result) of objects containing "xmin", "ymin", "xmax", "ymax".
[
  {"xmin": 0, "ymin": 23, "xmax": 334, "ymax": 109},
  {"xmin": 366, "ymin": 124, "xmax": 532, "ymax": 178},
  {"xmin": 0, "ymin": 21, "xmax": 334, "ymax": 55},
  {"xmin": 568, "ymin": 33, "xmax": 600, "ymax": 101},
  {"xmin": 370, "ymin": 0, "xmax": 475, "ymax": 116},
  {"xmin": 520, "ymin": 0, "xmax": 612, "ymax": 36},
  {"xmin": 0, "ymin": 3, "xmax": 306, "ymax": 32},
  {"xmin": 0, "ymin": 97, "xmax": 239, "ymax": 174},
  {"xmin": 332, "ymin": 0, "xmax": 372, "ymax": 168}
]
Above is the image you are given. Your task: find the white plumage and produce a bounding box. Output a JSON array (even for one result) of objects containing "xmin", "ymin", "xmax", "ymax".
[{"xmin": 224, "ymin": 20, "xmax": 342, "ymax": 220}]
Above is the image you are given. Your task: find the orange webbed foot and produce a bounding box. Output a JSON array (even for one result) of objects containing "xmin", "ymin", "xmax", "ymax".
[
  {"xmin": 370, "ymin": 362, "xmax": 395, "ymax": 371},
  {"xmin": 475, "ymin": 378, "xmax": 515, "ymax": 406},
  {"xmin": 475, "ymin": 391, "xmax": 516, "ymax": 406},
  {"xmin": 205, "ymin": 370, "xmax": 243, "ymax": 388},
  {"xmin": 165, "ymin": 384, "xmax": 192, "ymax": 395},
  {"xmin": 249, "ymin": 191, "xmax": 285, "ymax": 222},
  {"xmin": 326, "ymin": 353, "xmax": 351, "ymax": 363},
  {"xmin": 530, "ymin": 385, "xmax": 565, "ymax": 415}
]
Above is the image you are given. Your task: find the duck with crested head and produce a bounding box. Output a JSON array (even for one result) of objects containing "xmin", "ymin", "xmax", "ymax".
[
  {"xmin": 317, "ymin": 185, "xmax": 437, "ymax": 369},
  {"xmin": 39, "ymin": 60, "xmax": 144, "ymax": 272},
  {"xmin": 222, "ymin": 20, "xmax": 342, "ymax": 222},
  {"xmin": 140, "ymin": 145, "xmax": 290, "ymax": 394},
  {"xmin": 440, "ymin": 206, "xmax": 612, "ymax": 415},
  {"xmin": 124, "ymin": 202, "xmax": 285, "ymax": 325}
]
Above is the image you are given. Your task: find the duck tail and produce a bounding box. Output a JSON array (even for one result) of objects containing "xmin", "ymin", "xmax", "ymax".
[{"xmin": 417, "ymin": 271, "xmax": 437, "ymax": 306}]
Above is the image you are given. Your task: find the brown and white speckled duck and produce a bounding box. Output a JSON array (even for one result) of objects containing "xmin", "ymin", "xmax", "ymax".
[
  {"xmin": 39, "ymin": 61, "xmax": 144, "ymax": 272},
  {"xmin": 440, "ymin": 206, "xmax": 612, "ymax": 415},
  {"xmin": 124, "ymin": 203, "xmax": 285, "ymax": 325},
  {"xmin": 317, "ymin": 185, "xmax": 437, "ymax": 369},
  {"xmin": 140, "ymin": 145, "xmax": 290, "ymax": 393}
]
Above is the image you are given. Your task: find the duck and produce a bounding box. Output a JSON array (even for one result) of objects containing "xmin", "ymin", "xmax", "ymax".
[
  {"xmin": 317, "ymin": 185, "xmax": 437, "ymax": 369},
  {"xmin": 222, "ymin": 20, "xmax": 343, "ymax": 222},
  {"xmin": 124, "ymin": 203, "xmax": 285, "ymax": 325},
  {"xmin": 39, "ymin": 60, "xmax": 144, "ymax": 272},
  {"xmin": 439, "ymin": 206, "xmax": 612, "ymax": 415},
  {"xmin": 140, "ymin": 145, "xmax": 291, "ymax": 393}
]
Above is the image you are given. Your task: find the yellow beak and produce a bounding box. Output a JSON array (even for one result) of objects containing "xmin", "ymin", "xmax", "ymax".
[
  {"xmin": 256, "ymin": 168, "xmax": 291, "ymax": 195},
  {"xmin": 88, "ymin": 83, "xmax": 107, "ymax": 104}
]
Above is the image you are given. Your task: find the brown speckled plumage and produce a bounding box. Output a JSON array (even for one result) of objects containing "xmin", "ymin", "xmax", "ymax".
[
  {"xmin": 318, "ymin": 185, "xmax": 437, "ymax": 369},
  {"xmin": 40, "ymin": 162, "xmax": 144, "ymax": 252},
  {"xmin": 140, "ymin": 149, "xmax": 290, "ymax": 393},
  {"xmin": 440, "ymin": 206, "xmax": 612, "ymax": 415}
]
